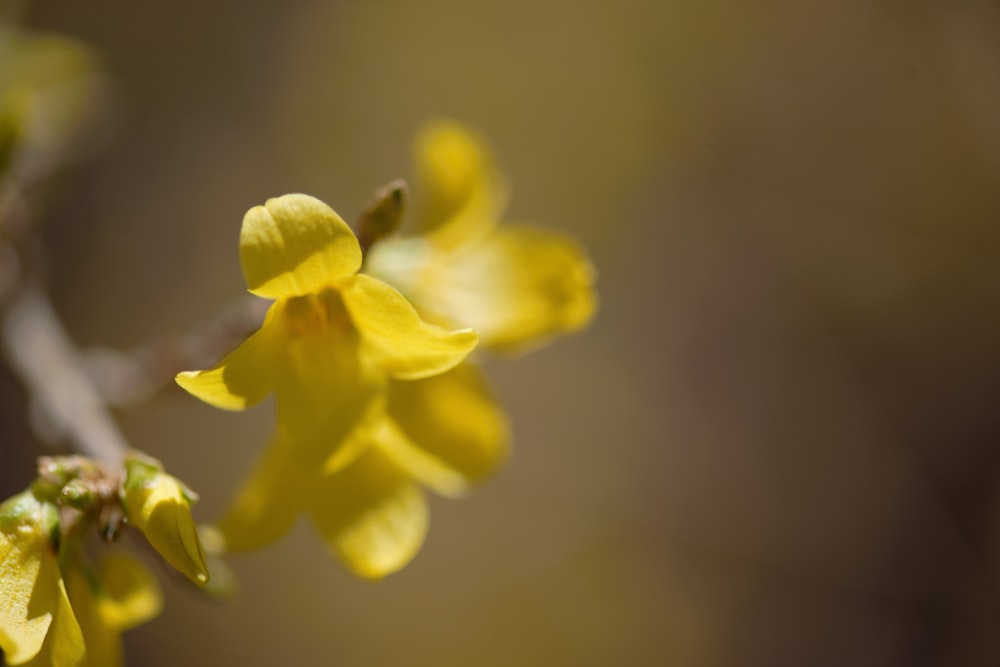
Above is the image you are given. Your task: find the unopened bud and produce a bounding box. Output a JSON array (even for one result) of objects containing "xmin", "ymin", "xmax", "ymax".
[
  {"xmin": 358, "ymin": 179, "xmax": 408, "ymax": 252},
  {"xmin": 59, "ymin": 479, "xmax": 96, "ymax": 511},
  {"xmin": 121, "ymin": 452, "xmax": 209, "ymax": 585}
]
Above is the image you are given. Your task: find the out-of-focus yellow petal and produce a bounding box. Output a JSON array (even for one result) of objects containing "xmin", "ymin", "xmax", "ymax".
[
  {"xmin": 386, "ymin": 364, "xmax": 509, "ymax": 494},
  {"xmin": 239, "ymin": 194, "xmax": 361, "ymax": 299},
  {"xmin": 206, "ymin": 437, "xmax": 309, "ymax": 553},
  {"xmin": 413, "ymin": 120, "xmax": 507, "ymax": 249},
  {"xmin": 309, "ymin": 446, "xmax": 428, "ymax": 580},
  {"xmin": 361, "ymin": 418, "xmax": 467, "ymax": 498},
  {"xmin": 62, "ymin": 561, "xmax": 124, "ymax": 667},
  {"xmin": 22, "ymin": 577, "xmax": 84, "ymax": 667},
  {"xmin": 174, "ymin": 304, "xmax": 279, "ymax": 411},
  {"xmin": 121, "ymin": 455, "xmax": 209, "ymax": 586},
  {"xmin": 0, "ymin": 491, "xmax": 61, "ymax": 665},
  {"xmin": 54, "ymin": 554, "xmax": 159, "ymax": 667},
  {"xmin": 386, "ymin": 226, "xmax": 596, "ymax": 353},
  {"xmin": 339, "ymin": 274, "xmax": 478, "ymax": 380},
  {"xmin": 93, "ymin": 554, "xmax": 162, "ymax": 632},
  {"xmin": 319, "ymin": 407, "xmax": 384, "ymax": 476}
]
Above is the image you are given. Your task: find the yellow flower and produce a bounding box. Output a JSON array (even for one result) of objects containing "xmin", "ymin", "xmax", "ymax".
[
  {"xmin": 364, "ymin": 120, "xmax": 597, "ymax": 353},
  {"xmin": 203, "ymin": 362, "xmax": 508, "ymax": 579},
  {"xmin": 24, "ymin": 554, "xmax": 162, "ymax": 667},
  {"xmin": 0, "ymin": 490, "xmax": 78, "ymax": 666},
  {"xmin": 195, "ymin": 124, "xmax": 597, "ymax": 578},
  {"xmin": 176, "ymin": 193, "xmax": 479, "ymax": 470},
  {"xmin": 0, "ymin": 491, "xmax": 161, "ymax": 667}
]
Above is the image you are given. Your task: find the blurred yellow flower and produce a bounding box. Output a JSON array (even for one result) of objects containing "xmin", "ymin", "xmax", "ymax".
[
  {"xmin": 365, "ymin": 120, "xmax": 597, "ymax": 353},
  {"xmin": 0, "ymin": 490, "xmax": 162, "ymax": 667},
  {"xmin": 176, "ymin": 193, "xmax": 479, "ymax": 470},
  {"xmin": 0, "ymin": 27, "xmax": 104, "ymax": 187},
  {"xmin": 204, "ymin": 362, "xmax": 508, "ymax": 579}
]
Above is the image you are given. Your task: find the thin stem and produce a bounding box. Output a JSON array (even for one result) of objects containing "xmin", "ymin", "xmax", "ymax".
[
  {"xmin": 1, "ymin": 281, "xmax": 129, "ymax": 466},
  {"xmin": 83, "ymin": 294, "xmax": 268, "ymax": 408}
]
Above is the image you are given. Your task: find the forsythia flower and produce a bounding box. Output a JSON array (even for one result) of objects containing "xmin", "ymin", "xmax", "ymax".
[
  {"xmin": 207, "ymin": 362, "xmax": 509, "ymax": 579},
  {"xmin": 178, "ymin": 194, "xmax": 491, "ymax": 578},
  {"xmin": 0, "ymin": 489, "xmax": 162, "ymax": 667},
  {"xmin": 185, "ymin": 123, "xmax": 597, "ymax": 579},
  {"xmin": 0, "ymin": 453, "xmax": 204, "ymax": 666},
  {"xmin": 175, "ymin": 194, "xmax": 479, "ymax": 470},
  {"xmin": 365, "ymin": 120, "xmax": 597, "ymax": 353}
]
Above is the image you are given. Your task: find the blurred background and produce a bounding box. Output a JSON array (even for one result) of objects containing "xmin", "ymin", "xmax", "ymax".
[{"xmin": 3, "ymin": 0, "xmax": 1000, "ymax": 664}]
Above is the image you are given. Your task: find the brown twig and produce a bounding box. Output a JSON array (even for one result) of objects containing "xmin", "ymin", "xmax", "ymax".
[
  {"xmin": 1, "ymin": 280, "xmax": 129, "ymax": 465},
  {"xmin": 83, "ymin": 294, "xmax": 269, "ymax": 408}
]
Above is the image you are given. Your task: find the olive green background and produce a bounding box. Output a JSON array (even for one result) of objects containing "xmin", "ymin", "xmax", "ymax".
[{"xmin": 4, "ymin": 1, "xmax": 1000, "ymax": 664}]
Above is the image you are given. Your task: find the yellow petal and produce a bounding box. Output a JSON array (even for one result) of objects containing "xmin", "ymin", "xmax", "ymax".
[
  {"xmin": 174, "ymin": 303, "xmax": 279, "ymax": 411},
  {"xmin": 366, "ymin": 418, "xmax": 468, "ymax": 498},
  {"xmin": 22, "ymin": 577, "xmax": 84, "ymax": 667},
  {"xmin": 121, "ymin": 454, "xmax": 209, "ymax": 585},
  {"xmin": 384, "ymin": 363, "xmax": 509, "ymax": 495},
  {"xmin": 93, "ymin": 554, "xmax": 162, "ymax": 632},
  {"xmin": 61, "ymin": 554, "xmax": 160, "ymax": 667},
  {"xmin": 273, "ymin": 294, "xmax": 385, "ymax": 467},
  {"xmin": 309, "ymin": 446, "xmax": 428, "ymax": 580},
  {"xmin": 62, "ymin": 570, "xmax": 120, "ymax": 667},
  {"xmin": 381, "ymin": 226, "xmax": 597, "ymax": 353},
  {"xmin": 239, "ymin": 193, "xmax": 361, "ymax": 299},
  {"xmin": 320, "ymin": 406, "xmax": 385, "ymax": 476},
  {"xmin": 206, "ymin": 437, "xmax": 309, "ymax": 553},
  {"xmin": 0, "ymin": 491, "xmax": 61, "ymax": 665},
  {"xmin": 340, "ymin": 274, "xmax": 478, "ymax": 380},
  {"xmin": 413, "ymin": 120, "xmax": 507, "ymax": 249}
]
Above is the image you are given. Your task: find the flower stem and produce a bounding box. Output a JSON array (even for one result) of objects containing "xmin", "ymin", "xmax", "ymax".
[{"xmin": 0, "ymin": 281, "xmax": 128, "ymax": 466}]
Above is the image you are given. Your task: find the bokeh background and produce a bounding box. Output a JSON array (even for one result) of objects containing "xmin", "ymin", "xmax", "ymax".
[{"xmin": 3, "ymin": 0, "xmax": 1000, "ymax": 664}]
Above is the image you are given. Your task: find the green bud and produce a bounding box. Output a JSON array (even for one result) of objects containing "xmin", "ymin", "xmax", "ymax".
[
  {"xmin": 0, "ymin": 489, "xmax": 59, "ymax": 547},
  {"xmin": 33, "ymin": 456, "xmax": 106, "ymax": 507},
  {"xmin": 58, "ymin": 479, "xmax": 96, "ymax": 510}
]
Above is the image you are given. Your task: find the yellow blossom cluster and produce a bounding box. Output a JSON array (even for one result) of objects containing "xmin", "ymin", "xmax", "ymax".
[
  {"xmin": 179, "ymin": 121, "xmax": 597, "ymax": 579},
  {"xmin": 0, "ymin": 454, "xmax": 207, "ymax": 666},
  {"xmin": 0, "ymin": 118, "xmax": 596, "ymax": 667}
]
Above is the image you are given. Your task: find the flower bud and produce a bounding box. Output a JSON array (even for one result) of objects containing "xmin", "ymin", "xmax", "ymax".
[
  {"xmin": 121, "ymin": 452, "xmax": 209, "ymax": 585},
  {"xmin": 357, "ymin": 179, "xmax": 408, "ymax": 252}
]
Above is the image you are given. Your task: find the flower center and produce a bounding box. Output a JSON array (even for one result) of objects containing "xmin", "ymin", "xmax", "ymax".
[{"xmin": 282, "ymin": 288, "xmax": 350, "ymax": 337}]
